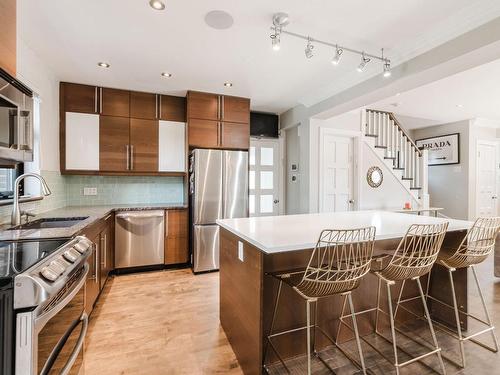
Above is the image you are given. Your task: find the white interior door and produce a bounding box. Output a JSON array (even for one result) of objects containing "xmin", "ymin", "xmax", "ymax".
[
  {"xmin": 320, "ymin": 134, "xmax": 354, "ymax": 212},
  {"xmin": 249, "ymin": 139, "xmax": 281, "ymax": 217},
  {"xmin": 477, "ymin": 141, "xmax": 498, "ymax": 217}
]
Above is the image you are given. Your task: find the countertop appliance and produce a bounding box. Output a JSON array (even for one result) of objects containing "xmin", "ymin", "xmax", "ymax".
[
  {"xmin": 0, "ymin": 68, "xmax": 34, "ymax": 163},
  {"xmin": 190, "ymin": 149, "xmax": 248, "ymax": 273},
  {"xmin": 0, "ymin": 236, "xmax": 93, "ymax": 375},
  {"xmin": 115, "ymin": 210, "xmax": 165, "ymax": 269}
]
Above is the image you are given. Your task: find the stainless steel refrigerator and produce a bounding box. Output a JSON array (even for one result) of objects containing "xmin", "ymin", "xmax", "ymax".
[{"xmin": 190, "ymin": 149, "xmax": 248, "ymax": 273}]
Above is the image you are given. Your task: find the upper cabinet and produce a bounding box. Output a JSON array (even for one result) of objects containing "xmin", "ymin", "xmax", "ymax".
[
  {"xmin": 187, "ymin": 91, "xmax": 250, "ymax": 150},
  {"xmin": 61, "ymin": 82, "xmax": 186, "ymax": 175},
  {"xmin": 101, "ymin": 88, "xmax": 130, "ymax": 117},
  {"xmin": 0, "ymin": 0, "xmax": 16, "ymax": 76},
  {"xmin": 130, "ymin": 91, "xmax": 157, "ymax": 120}
]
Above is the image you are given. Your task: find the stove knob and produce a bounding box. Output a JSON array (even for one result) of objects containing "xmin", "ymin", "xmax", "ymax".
[
  {"xmin": 73, "ymin": 242, "xmax": 89, "ymax": 254},
  {"xmin": 40, "ymin": 266, "xmax": 59, "ymax": 282},
  {"xmin": 63, "ymin": 249, "xmax": 79, "ymax": 263},
  {"xmin": 49, "ymin": 259, "xmax": 67, "ymax": 275}
]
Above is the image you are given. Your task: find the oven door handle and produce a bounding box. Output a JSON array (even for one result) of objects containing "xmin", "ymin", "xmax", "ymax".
[{"xmin": 39, "ymin": 311, "xmax": 88, "ymax": 375}]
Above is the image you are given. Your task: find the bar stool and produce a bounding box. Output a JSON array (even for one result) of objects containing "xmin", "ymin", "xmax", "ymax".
[
  {"xmin": 263, "ymin": 227, "xmax": 376, "ymax": 375},
  {"xmin": 339, "ymin": 223, "xmax": 448, "ymax": 375},
  {"xmin": 425, "ymin": 217, "xmax": 500, "ymax": 368}
]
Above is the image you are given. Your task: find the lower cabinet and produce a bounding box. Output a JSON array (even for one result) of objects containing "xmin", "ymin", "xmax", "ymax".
[
  {"xmin": 99, "ymin": 214, "xmax": 114, "ymax": 289},
  {"xmin": 84, "ymin": 233, "xmax": 100, "ymax": 315},
  {"xmin": 164, "ymin": 209, "xmax": 189, "ymax": 265}
]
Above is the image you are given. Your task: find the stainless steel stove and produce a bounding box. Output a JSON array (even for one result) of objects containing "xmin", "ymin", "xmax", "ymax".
[{"xmin": 0, "ymin": 236, "xmax": 93, "ymax": 375}]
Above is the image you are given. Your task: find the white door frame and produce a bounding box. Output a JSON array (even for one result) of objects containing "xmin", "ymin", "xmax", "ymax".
[
  {"xmin": 249, "ymin": 137, "xmax": 285, "ymax": 216},
  {"xmin": 318, "ymin": 127, "xmax": 362, "ymax": 212},
  {"xmin": 475, "ymin": 139, "xmax": 500, "ymax": 218}
]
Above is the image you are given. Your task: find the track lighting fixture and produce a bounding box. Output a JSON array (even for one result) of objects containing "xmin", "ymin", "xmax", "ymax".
[
  {"xmin": 357, "ymin": 53, "xmax": 370, "ymax": 72},
  {"xmin": 304, "ymin": 38, "xmax": 314, "ymax": 59},
  {"xmin": 269, "ymin": 12, "xmax": 392, "ymax": 74},
  {"xmin": 331, "ymin": 45, "xmax": 343, "ymax": 65}
]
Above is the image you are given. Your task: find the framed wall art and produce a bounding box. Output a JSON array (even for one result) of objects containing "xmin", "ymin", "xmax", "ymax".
[{"xmin": 415, "ymin": 133, "xmax": 460, "ymax": 166}]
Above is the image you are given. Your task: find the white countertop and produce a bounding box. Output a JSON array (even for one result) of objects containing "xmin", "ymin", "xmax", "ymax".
[{"xmin": 217, "ymin": 210, "xmax": 472, "ymax": 254}]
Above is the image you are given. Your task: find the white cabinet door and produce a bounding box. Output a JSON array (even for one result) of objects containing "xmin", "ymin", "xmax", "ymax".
[
  {"xmin": 65, "ymin": 112, "xmax": 99, "ymax": 170},
  {"xmin": 158, "ymin": 121, "xmax": 186, "ymax": 172}
]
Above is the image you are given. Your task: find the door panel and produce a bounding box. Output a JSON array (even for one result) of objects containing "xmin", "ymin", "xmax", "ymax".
[
  {"xmin": 477, "ymin": 142, "xmax": 498, "ymax": 217},
  {"xmin": 65, "ymin": 112, "xmax": 99, "ymax": 170},
  {"xmin": 193, "ymin": 225, "xmax": 219, "ymax": 272},
  {"xmin": 130, "ymin": 118, "xmax": 158, "ymax": 172},
  {"xmin": 101, "ymin": 88, "xmax": 130, "ymax": 117},
  {"xmin": 99, "ymin": 115, "xmax": 130, "ymax": 171},
  {"xmin": 63, "ymin": 83, "xmax": 97, "ymax": 114},
  {"xmin": 160, "ymin": 95, "xmax": 186, "ymax": 122},
  {"xmin": 223, "ymin": 151, "xmax": 248, "ymax": 219},
  {"xmin": 222, "ymin": 96, "xmax": 250, "ymax": 123},
  {"xmin": 188, "ymin": 119, "xmax": 219, "ymax": 148},
  {"xmin": 221, "ymin": 121, "xmax": 249, "ymax": 149},
  {"xmin": 130, "ymin": 91, "xmax": 157, "ymax": 120},
  {"xmin": 187, "ymin": 92, "xmax": 219, "ymax": 120},
  {"xmin": 192, "ymin": 149, "xmax": 223, "ymax": 224},
  {"xmin": 158, "ymin": 120, "xmax": 185, "ymax": 172}
]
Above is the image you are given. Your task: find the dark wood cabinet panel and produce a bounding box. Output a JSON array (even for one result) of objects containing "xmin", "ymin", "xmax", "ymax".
[
  {"xmin": 221, "ymin": 121, "xmax": 250, "ymax": 150},
  {"xmin": 99, "ymin": 215, "xmax": 114, "ymax": 289},
  {"xmin": 160, "ymin": 95, "xmax": 186, "ymax": 122},
  {"xmin": 188, "ymin": 119, "xmax": 219, "ymax": 149},
  {"xmin": 130, "ymin": 118, "xmax": 158, "ymax": 171},
  {"xmin": 85, "ymin": 233, "xmax": 100, "ymax": 315},
  {"xmin": 100, "ymin": 116, "xmax": 130, "ymax": 172},
  {"xmin": 187, "ymin": 91, "xmax": 219, "ymax": 121},
  {"xmin": 0, "ymin": 0, "xmax": 16, "ymax": 76},
  {"xmin": 222, "ymin": 96, "xmax": 250, "ymax": 124},
  {"xmin": 62, "ymin": 82, "xmax": 98, "ymax": 114},
  {"xmin": 101, "ymin": 88, "xmax": 130, "ymax": 117},
  {"xmin": 165, "ymin": 209, "xmax": 189, "ymax": 265},
  {"xmin": 130, "ymin": 91, "xmax": 157, "ymax": 120}
]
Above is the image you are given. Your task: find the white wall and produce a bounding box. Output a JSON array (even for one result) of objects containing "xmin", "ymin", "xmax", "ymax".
[{"xmin": 285, "ymin": 126, "xmax": 300, "ymax": 214}]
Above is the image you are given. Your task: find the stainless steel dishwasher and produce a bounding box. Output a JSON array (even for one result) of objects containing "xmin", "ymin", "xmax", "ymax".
[{"xmin": 115, "ymin": 210, "xmax": 165, "ymax": 269}]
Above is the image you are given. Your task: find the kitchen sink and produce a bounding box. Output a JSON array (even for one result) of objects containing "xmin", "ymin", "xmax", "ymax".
[{"xmin": 8, "ymin": 217, "xmax": 89, "ymax": 230}]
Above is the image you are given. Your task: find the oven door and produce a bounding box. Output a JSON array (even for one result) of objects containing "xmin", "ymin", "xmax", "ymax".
[{"xmin": 15, "ymin": 265, "xmax": 88, "ymax": 375}]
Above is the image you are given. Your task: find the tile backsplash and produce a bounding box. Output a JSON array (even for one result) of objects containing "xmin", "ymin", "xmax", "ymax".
[{"xmin": 0, "ymin": 171, "xmax": 185, "ymax": 224}]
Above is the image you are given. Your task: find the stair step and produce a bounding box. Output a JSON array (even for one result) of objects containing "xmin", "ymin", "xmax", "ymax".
[
  {"xmin": 393, "ymin": 168, "xmax": 404, "ymax": 170},
  {"xmin": 365, "ymin": 134, "xmax": 378, "ymax": 138},
  {"xmin": 374, "ymin": 145, "xmax": 387, "ymax": 149},
  {"xmin": 410, "ymin": 187, "xmax": 422, "ymax": 190},
  {"xmin": 402, "ymin": 177, "xmax": 413, "ymax": 180},
  {"xmin": 384, "ymin": 157, "xmax": 396, "ymax": 160}
]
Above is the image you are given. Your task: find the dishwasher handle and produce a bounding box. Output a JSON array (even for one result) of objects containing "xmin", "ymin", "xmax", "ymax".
[{"xmin": 116, "ymin": 211, "xmax": 164, "ymax": 220}]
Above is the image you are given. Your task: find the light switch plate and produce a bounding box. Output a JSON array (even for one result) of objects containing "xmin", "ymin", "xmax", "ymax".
[
  {"xmin": 83, "ymin": 187, "xmax": 97, "ymax": 196},
  {"xmin": 238, "ymin": 241, "xmax": 244, "ymax": 262}
]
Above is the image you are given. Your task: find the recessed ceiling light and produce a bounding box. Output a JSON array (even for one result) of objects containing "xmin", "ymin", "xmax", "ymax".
[
  {"xmin": 205, "ymin": 10, "xmax": 234, "ymax": 30},
  {"xmin": 97, "ymin": 62, "xmax": 110, "ymax": 68},
  {"xmin": 224, "ymin": 82, "xmax": 233, "ymax": 87},
  {"xmin": 161, "ymin": 72, "xmax": 172, "ymax": 78},
  {"xmin": 149, "ymin": 0, "xmax": 165, "ymax": 10},
  {"xmin": 456, "ymin": 104, "xmax": 464, "ymax": 108}
]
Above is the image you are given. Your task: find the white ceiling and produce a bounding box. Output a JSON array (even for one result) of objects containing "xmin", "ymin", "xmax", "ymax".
[
  {"xmin": 18, "ymin": 0, "xmax": 500, "ymax": 113},
  {"xmin": 369, "ymin": 58, "xmax": 500, "ymax": 128}
]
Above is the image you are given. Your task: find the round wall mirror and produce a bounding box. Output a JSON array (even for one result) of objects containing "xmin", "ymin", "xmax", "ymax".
[{"xmin": 367, "ymin": 166, "xmax": 383, "ymax": 188}]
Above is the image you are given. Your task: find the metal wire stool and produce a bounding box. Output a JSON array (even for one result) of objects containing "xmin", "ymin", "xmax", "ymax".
[
  {"xmin": 263, "ymin": 227, "xmax": 376, "ymax": 375},
  {"xmin": 422, "ymin": 217, "xmax": 500, "ymax": 368},
  {"xmin": 338, "ymin": 223, "xmax": 449, "ymax": 375}
]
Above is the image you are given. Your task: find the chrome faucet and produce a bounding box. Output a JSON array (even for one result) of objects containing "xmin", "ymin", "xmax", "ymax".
[{"xmin": 11, "ymin": 173, "xmax": 52, "ymax": 225}]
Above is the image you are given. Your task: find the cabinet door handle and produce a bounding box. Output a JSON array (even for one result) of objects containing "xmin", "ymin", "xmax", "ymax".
[
  {"xmin": 159, "ymin": 95, "xmax": 162, "ymax": 119},
  {"xmin": 155, "ymin": 94, "xmax": 158, "ymax": 119},
  {"xmin": 130, "ymin": 145, "xmax": 134, "ymax": 170},
  {"xmin": 93, "ymin": 243, "xmax": 98, "ymax": 279},
  {"xmin": 99, "ymin": 87, "xmax": 103, "ymax": 114},
  {"xmin": 103, "ymin": 234, "xmax": 107, "ymax": 268},
  {"xmin": 221, "ymin": 96, "xmax": 224, "ymax": 121},
  {"xmin": 126, "ymin": 145, "xmax": 130, "ymax": 170},
  {"xmin": 94, "ymin": 87, "xmax": 98, "ymax": 113},
  {"xmin": 101, "ymin": 236, "xmax": 105, "ymax": 267}
]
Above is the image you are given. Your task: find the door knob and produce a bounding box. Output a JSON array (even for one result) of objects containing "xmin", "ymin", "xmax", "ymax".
[
  {"xmin": 348, "ymin": 199, "xmax": 355, "ymax": 204},
  {"xmin": 273, "ymin": 199, "xmax": 279, "ymax": 204}
]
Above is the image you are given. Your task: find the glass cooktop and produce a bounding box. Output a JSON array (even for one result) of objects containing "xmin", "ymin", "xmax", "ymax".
[{"xmin": 0, "ymin": 239, "xmax": 69, "ymax": 286}]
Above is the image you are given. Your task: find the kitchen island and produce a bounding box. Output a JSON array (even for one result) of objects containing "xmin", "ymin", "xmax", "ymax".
[{"xmin": 217, "ymin": 211, "xmax": 472, "ymax": 375}]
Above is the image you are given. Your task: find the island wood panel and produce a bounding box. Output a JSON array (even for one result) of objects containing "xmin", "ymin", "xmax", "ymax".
[
  {"xmin": 99, "ymin": 116, "xmax": 130, "ymax": 172},
  {"xmin": 164, "ymin": 209, "xmax": 189, "ymax": 265},
  {"xmin": 130, "ymin": 118, "xmax": 158, "ymax": 172},
  {"xmin": 0, "ymin": 0, "xmax": 16, "ymax": 76},
  {"xmin": 220, "ymin": 228, "xmax": 263, "ymax": 375},
  {"xmin": 101, "ymin": 88, "xmax": 130, "ymax": 117},
  {"xmin": 220, "ymin": 228, "xmax": 469, "ymax": 373}
]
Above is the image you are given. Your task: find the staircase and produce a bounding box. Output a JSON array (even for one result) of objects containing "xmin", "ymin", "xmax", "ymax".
[{"xmin": 364, "ymin": 109, "xmax": 429, "ymax": 206}]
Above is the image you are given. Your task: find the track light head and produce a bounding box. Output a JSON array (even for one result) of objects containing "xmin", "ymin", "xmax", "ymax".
[
  {"xmin": 383, "ymin": 61, "xmax": 391, "ymax": 77},
  {"xmin": 305, "ymin": 38, "xmax": 314, "ymax": 59},
  {"xmin": 271, "ymin": 34, "xmax": 281, "ymax": 51},
  {"xmin": 331, "ymin": 46, "xmax": 343, "ymax": 65},
  {"xmin": 357, "ymin": 53, "xmax": 370, "ymax": 72}
]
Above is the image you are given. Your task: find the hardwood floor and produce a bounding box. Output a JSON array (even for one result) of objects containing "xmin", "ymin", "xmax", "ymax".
[{"xmin": 84, "ymin": 258, "xmax": 500, "ymax": 374}]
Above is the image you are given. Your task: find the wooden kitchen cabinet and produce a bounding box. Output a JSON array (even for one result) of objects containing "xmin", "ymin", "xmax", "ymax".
[
  {"xmin": 62, "ymin": 82, "xmax": 99, "ymax": 114},
  {"xmin": 160, "ymin": 95, "xmax": 186, "ymax": 122},
  {"xmin": 130, "ymin": 91, "xmax": 157, "ymax": 120},
  {"xmin": 99, "ymin": 214, "xmax": 114, "ymax": 289},
  {"xmin": 165, "ymin": 209, "xmax": 189, "ymax": 265},
  {"xmin": 222, "ymin": 96, "xmax": 250, "ymax": 123},
  {"xmin": 159, "ymin": 121, "xmax": 186, "ymax": 172},
  {"xmin": 221, "ymin": 121, "xmax": 250, "ymax": 149},
  {"xmin": 100, "ymin": 116, "xmax": 130, "ymax": 172},
  {"xmin": 0, "ymin": 0, "xmax": 16, "ymax": 76},
  {"xmin": 188, "ymin": 118, "xmax": 219, "ymax": 149},
  {"xmin": 84, "ymin": 233, "xmax": 100, "ymax": 315},
  {"xmin": 101, "ymin": 88, "xmax": 130, "ymax": 117},
  {"xmin": 187, "ymin": 92, "xmax": 219, "ymax": 120},
  {"xmin": 130, "ymin": 118, "xmax": 159, "ymax": 172},
  {"xmin": 65, "ymin": 112, "xmax": 100, "ymax": 171}
]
